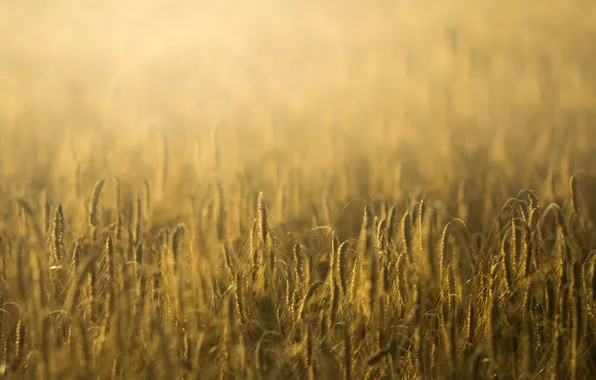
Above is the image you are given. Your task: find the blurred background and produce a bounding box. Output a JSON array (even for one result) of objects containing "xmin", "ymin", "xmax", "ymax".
[
  {"xmin": 1, "ymin": 0, "xmax": 596, "ymax": 219},
  {"xmin": 3, "ymin": 0, "xmax": 595, "ymax": 127}
]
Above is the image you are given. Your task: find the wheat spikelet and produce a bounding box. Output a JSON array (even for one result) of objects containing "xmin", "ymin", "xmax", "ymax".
[
  {"xmin": 401, "ymin": 211, "xmax": 413, "ymax": 260},
  {"xmin": 330, "ymin": 233, "xmax": 339, "ymax": 281},
  {"xmin": 89, "ymin": 178, "xmax": 106, "ymax": 228},
  {"xmin": 359, "ymin": 204, "xmax": 374, "ymax": 258},
  {"xmin": 292, "ymin": 243, "xmax": 306, "ymax": 314},
  {"xmin": 465, "ymin": 300, "xmax": 475, "ymax": 358},
  {"xmin": 501, "ymin": 226, "xmax": 515, "ymax": 293},
  {"xmin": 358, "ymin": 204, "xmax": 376, "ymax": 317},
  {"xmin": 336, "ymin": 241, "xmax": 349, "ymax": 296},
  {"xmin": 376, "ymin": 217, "xmax": 387, "ymax": 252},
  {"xmin": 557, "ymin": 227, "xmax": 570, "ymax": 329},
  {"xmin": 96, "ymin": 234, "xmax": 118, "ymax": 316},
  {"xmin": 395, "ymin": 251, "xmax": 406, "ymax": 315},
  {"xmin": 417, "ymin": 200, "xmax": 425, "ymax": 255},
  {"xmin": 249, "ymin": 216, "xmax": 259, "ymax": 282},
  {"xmin": 257, "ymin": 192, "xmax": 268, "ymax": 247},
  {"xmin": 570, "ymin": 172, "xmax": 582, "ymax": 217},
  {"xmin": 51, "ymin": 203, "xmax": 65, "ymax": 265},
  {"xmin": 234, "ymin": 272, "xmax": 246, "ymax": 326},
  {"xmin": 221, "ymin": 239, "xmax": 235, "ymax": 276},
  {"xmin": 71, "ymin": 238, "xmax": 82, "ymax": 275},
  {"xmin": 87, "ymin": 260, "xmax": 97, "ymax": 322},
  {"xmin": 426, "ymin": 207, "xmax": 438, "ymax": 279},
  {"xmin": 385, "ymin": 204, "xmax": 398, "ymax": 250},
  {"xmin": 510, "ymin": 212, "xmax": 519, "ymax": 269},
  {"xmin": 294, "ymin": 243, "xmax": 305, "ymax": 284},
  {"xmin": 523, "ymin": 223, "xmax": 534, "ymax": 278},
  {"xmin": 14, "ymin": 319, "xmax": 24, "ymax": 370}
]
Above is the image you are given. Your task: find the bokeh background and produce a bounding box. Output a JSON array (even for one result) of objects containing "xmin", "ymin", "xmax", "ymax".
[{"xmin": 1, "ymin": 0, "xmax": 596, "ymax": 228}]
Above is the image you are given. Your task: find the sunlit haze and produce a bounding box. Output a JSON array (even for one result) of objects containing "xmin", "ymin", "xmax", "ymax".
[{"xmin": 1, "ymin": 3, "xmax": 596, "ymax": 378}]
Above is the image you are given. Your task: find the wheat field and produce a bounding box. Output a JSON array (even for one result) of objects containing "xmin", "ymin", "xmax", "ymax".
[{"xmin": 1, "ymin": 0, "xmax": 596, "ymax": 379}]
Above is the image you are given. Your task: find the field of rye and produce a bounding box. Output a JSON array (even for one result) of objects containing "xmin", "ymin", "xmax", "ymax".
[{"xmin": 2, "ymin": 1, "xmax": 596, "ymax": 379}]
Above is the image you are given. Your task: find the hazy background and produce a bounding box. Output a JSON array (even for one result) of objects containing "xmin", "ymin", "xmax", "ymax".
[
  {"xmin": 3, "ymin": 0, "xmax": 595, "ymax": 123},
  {"xmin": 1, "ymin": 0, "xmax": 596, "ymax": 200}
]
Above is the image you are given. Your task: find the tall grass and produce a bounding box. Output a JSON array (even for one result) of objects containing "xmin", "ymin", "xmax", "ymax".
[{"xmin": 1, "ymin": 124, "xmax": 596, "ymax": 380}]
